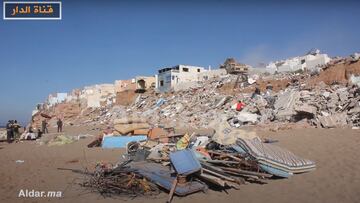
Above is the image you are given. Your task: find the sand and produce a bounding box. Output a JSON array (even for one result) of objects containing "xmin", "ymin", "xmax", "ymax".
[{"xmin": 0, "ymin": 126, "xmax": 359, "ymax": 203}]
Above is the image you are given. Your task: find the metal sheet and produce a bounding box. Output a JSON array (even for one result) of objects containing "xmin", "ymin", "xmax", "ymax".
[
  {"xmin": 170, "ymin": 149, "xmax": 202, "ymax": 175},
  {"xmin": 101, "ymin": 135, "xmax": 147, "ymax": 148},
  {"xmin": 130, "ymin": 161, "xmax": 207, "ymax": 196}
]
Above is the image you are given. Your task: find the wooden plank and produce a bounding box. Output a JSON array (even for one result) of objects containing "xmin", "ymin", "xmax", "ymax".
[
  {"xmin": 206, "ymin": 160, "xmax": 239, "ymax": 165},
  {"xmin": 202, "ymin": 168, "xmax": 236, "ymax": 182},
  {"xmin": 219, "ymin": 167, "xmax": 272, "ymax": 178},
  {"xmin": 198, "ymin": 173, "xmax": 226, "ymax": 187},
  {"xmin": 166, "ymin": 177, "xmax": 178, "ymax": 203}
]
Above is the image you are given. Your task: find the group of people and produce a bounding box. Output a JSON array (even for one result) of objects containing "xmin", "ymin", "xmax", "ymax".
[
  {"xmin": 41, "ymin": 118, "xmax": 63, "ymax": 134},
  {"xmin": 5, "ymin": 120, "xmax": 21, "ymax": 143},
  {"xmin": 5, "ymin": 118, "xmax": 64, "ymax": 143}
]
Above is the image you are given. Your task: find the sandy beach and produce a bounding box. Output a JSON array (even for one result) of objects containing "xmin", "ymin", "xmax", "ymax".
[{"xmin": 0, "ymin": 126, "xmax": 359, "ymax": 203}]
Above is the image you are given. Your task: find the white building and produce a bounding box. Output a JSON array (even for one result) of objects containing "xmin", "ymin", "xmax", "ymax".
[
  {"xmin": 266, "ymin": 49, "xmax": 331, "ymax": 74},
  {"xmin": 155, "ymin": 65, "xmax": 206, "ymax": 92},
  {"xmin": 80, "ymin": 84, "xmax": 115, "ymax": 108},
  {"xmin": 47, "ymin": 93, "xmax": 68, "ymax": 106}
]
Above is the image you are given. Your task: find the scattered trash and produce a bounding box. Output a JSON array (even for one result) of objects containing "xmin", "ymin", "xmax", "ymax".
[
  {"xmin": 156, "ymin": 98, "xmax": 166, "ymax": 107},
  {"xmin": 82, "ymin": 124, "xmax": 316, "ymax": 199},
  {"xmin": 77, "ymin": 134, "xmax": 94, "ymax": 140},
  {"xmin": 48, "ymin": 135, "xmax": 76, "ymax": 146},
  {"xmin": 176, "ymin": 133, "xmax": 191, "ymax": 150}
]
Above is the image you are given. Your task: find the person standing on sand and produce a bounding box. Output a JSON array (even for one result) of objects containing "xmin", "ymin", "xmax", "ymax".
[
  {"xmin": 12, "ymin": 120, "xmax": 21, "ymax": 141},
  {"xmin": 42, "ymin": 119, "xmax": 48, "ymax": 134},
  {"xmin": 6, "ymin": 120, "xmax": 13, "ymax": 143},
  {"xmin": 57, "ymin": 118, "xmax": 63, "ymax": 133}
]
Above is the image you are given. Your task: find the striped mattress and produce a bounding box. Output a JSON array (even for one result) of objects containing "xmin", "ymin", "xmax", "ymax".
[{"xmin": 236, "ymin": 138, "xmax": 316, "ymax": 176}]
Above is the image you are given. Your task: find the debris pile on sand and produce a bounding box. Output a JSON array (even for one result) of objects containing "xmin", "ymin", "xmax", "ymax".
[{"xmin": 83, "ymin": 126, "xmax": 315, "ymax": 200}]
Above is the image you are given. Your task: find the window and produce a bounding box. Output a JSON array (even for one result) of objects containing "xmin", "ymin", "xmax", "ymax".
[
  {"xmin": 197, "ymin": 69, "xmax": 200, "ymax": 72},
  {"xmin": 160, "ymin": 80, "xmax": 164, "ymax": 86},
  {"xmin": 182, "ymin": 68, "xmax": 189, "ymax": 72},
  {"xmin": 172, "ymin": 76, "xmax": 175, "ymax": 80}
]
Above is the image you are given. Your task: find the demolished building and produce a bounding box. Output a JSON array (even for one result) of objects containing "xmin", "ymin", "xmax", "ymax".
[
  {"xmin": 220, "ymin": 58, "xmax": 250, "ymax": 74},
  {"xmin": 114, "ymin": 79, "xmax": 136, "ymax": 93},
  {"xmin": 197, "ymin": 68, "xmax": 227, "ymax": 81},
  {"xmin": 47, "ymin": 93, "xmax": 68, "ymax": 107},
  {"xmin": 135, "ymin": 76, "xmax": 156, "ymax": 92},
  {"xmin": 80, "ymin": 84, "xmax": 116, "ymax": 108},
  {"xmin": 266, "ymin": 49, "xmax": 331, "ymax": 74}
]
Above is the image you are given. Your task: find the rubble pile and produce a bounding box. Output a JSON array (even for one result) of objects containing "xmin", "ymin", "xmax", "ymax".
[
  {"xmin": 118, "ymin": 77, "xmax": 360, "ymax": 130},
  {"xmin": 31, "ymin": 56, "xmax": 360, "ymax": 131},
  {"xmin": 83, "ymin": 125, "xmax": 316, "ymax": 200},
  {"xmin": 31, "ymin": 102, "xmax": 128, "ymax": 128},
  {"xmin": 272, "ymin": 84, "xmax": 360, "ymax": 128},
  {"xmin": 128, "ymin": 77, "xmax": 234, "ymax": 128}
]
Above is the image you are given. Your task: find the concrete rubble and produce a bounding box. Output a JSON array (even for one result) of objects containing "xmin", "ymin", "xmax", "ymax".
[{"xmin": 29, "ymin": 55, "xmax": 360, "ymax": 131}]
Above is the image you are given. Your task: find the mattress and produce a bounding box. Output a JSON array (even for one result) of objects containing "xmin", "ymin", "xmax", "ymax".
[{"xmin": 236, "ymin": 138, "xmax": 316, "ymax": 177}]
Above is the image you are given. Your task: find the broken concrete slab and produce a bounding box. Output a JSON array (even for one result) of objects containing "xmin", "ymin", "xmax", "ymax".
[
  {"xmin": 318, "ymin": 113, "xmax": 348, "ymax": 128},
  {"xmin": 294, "ymin": 104, "xmax": 317, "ymax": 116},
  {"xmin": 322, "ymin": 91, "xmax": 331, "ymax": 98},
  {"xmin": 237, "ymin": 112, "xmax": 259, "ymax": 124},
  {"xmin": 274, "ymin": 89, "xmax": 299, "ymax": 121},
  {"xmin": 215, "ymin": 96, "xmax": 232, "ymax": 108}
]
